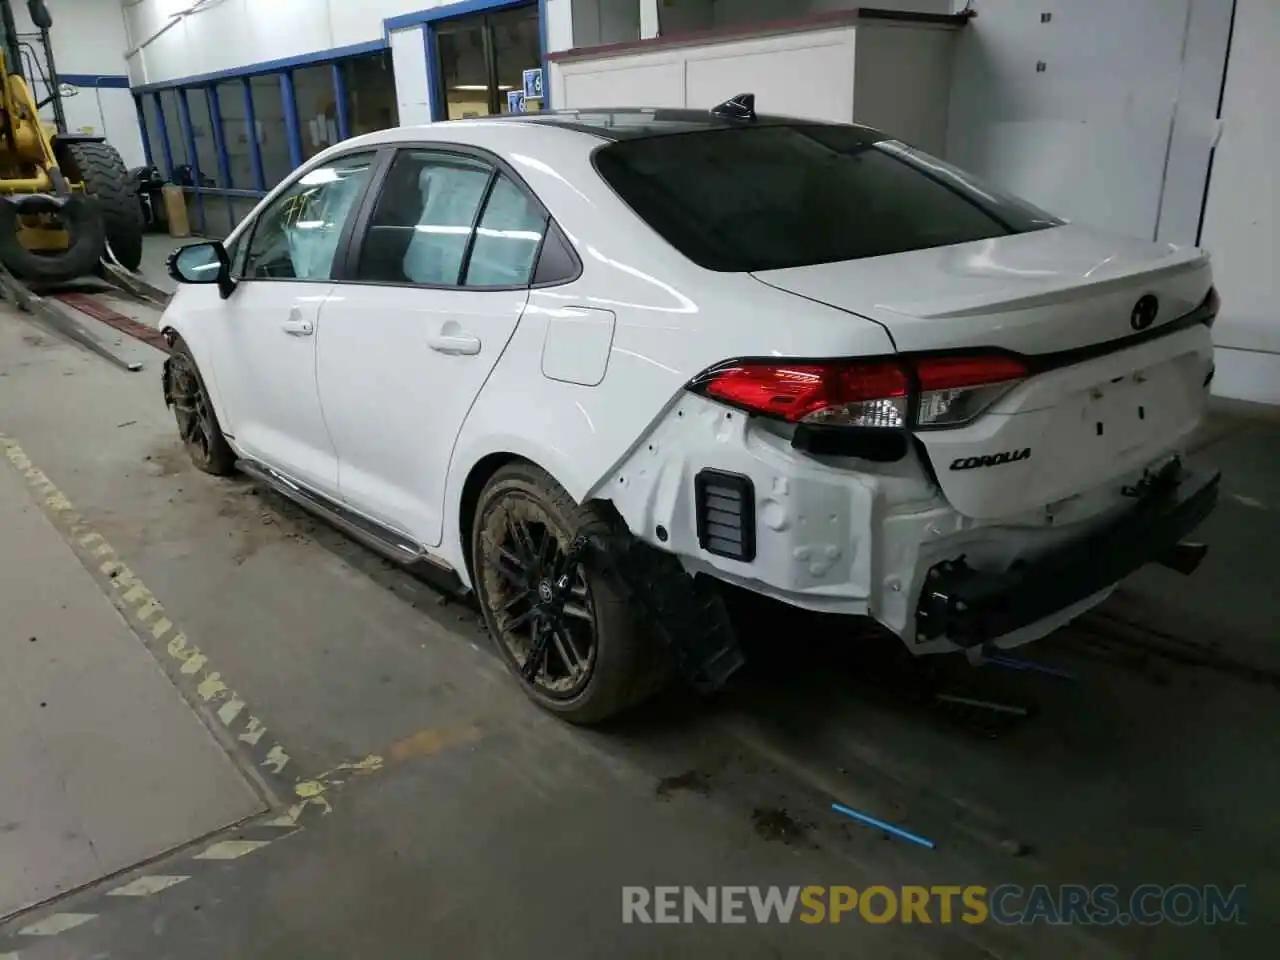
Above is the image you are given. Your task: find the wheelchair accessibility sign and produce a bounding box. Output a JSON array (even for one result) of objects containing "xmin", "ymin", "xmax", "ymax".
[{"xmin": 522, "ymin": 67, "xmax": 545, "ymax": 101}]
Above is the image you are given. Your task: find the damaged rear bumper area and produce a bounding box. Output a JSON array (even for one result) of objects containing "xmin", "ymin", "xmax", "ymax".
[{"xmin": 915, "ymin": 465, "xmax": 1220, "ymax": 647}]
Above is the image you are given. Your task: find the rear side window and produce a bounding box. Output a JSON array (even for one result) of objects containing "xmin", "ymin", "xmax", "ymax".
[
  {"xmin": 352, "ymin": 148, "xmax": 551, "ymax": 288},
  {"xmin": 593, "ymin": 125, "xmax": 1062, "ymax": 272},
  {"xmin": 464, "ymin": 175, "xmax": 546, "ymax": 287},
  {"xmin": 355, "ymin": 151, "xmax": 492, "ymax": 286}
]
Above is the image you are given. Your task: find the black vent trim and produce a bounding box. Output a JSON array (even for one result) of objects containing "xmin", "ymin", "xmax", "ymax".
[{"xmin": 695, "ymin": 470, "xmax": 756, "ymax": 562}]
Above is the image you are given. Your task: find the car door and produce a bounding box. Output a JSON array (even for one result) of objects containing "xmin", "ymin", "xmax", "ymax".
[
  {"xmin": 316, "ymin": 147, "xmax": 549, "ymax": 547},
  {"xmin": 211, "ymin": 151, "xmax": 377, "ymax": 498}
]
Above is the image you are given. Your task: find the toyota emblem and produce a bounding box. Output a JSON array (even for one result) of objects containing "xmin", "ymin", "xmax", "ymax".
[{"xmin": 1130, "ymin": 295, "xmax": 1159, "ymax": 331}]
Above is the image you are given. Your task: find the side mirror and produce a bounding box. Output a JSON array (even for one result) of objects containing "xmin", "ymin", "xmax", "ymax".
[
  {"xmin": 168, "ymin": 240, "xmax": 235, "ymax": 299},
  {"xmin": 27, "ymin": 1, "xmax": 52, "ymax": 30}
]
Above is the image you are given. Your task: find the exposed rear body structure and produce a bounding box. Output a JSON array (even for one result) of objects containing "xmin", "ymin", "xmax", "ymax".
[{"xmin": 160, "ymin": 101, "xmax": 1220, "ymax": 722}]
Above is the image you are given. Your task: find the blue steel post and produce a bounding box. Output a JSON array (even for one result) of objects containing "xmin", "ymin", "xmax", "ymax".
[
  {"xmin": 177, "ymin": 88, "xmax": 205, "ymax": 233},
  {"xmin": 538, "ymin": 0, "xmax": 550, "ymax": 109},
  {"xmin": 279, "ymin": 71, "xmax": 304, "ymax": 171},
  {"xmin": 332, "ymin": 61, "xmax": 350, "ymax": 142},
  {"xmin": 134, "ymin": 94, "xmax": 153, "ymax": 167},
  {"xmin": 206, "ymin": 84, "xmax": 236, "ymax": 232},
  {"xmin": 424, "ymin": 26, "xmax": 445, "ymax": 122},
  {"xmin": 152, "ymin": 92, "xmax": 175, "ymax": 180},
  {"xmin": 242, "ymin": 77, "xmax": 266, "ymax": 192}
]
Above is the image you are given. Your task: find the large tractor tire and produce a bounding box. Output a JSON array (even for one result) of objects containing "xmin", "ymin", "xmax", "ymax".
[
  {"xmin": 55, "ymin": 140, "xmax": 145, "ymax": 271},
  {"xmin": 0, "ymin": 193, "xmax": 105, "ymax": 283}
]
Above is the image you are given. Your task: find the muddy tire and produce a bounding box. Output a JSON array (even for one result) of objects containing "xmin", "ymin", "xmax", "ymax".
[
  {"xmin": 472, "ymin": 463, "xmax": 670, "ymax": 725},
  {"xmin": 165, "ymin": 338, "xmax": 236, "ymax": 476},
  {"xmin": 55, "ymin": 139, "xmax": 144, "ymax": 271}
]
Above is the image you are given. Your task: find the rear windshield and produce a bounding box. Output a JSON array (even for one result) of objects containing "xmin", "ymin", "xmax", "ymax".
[{"xmin": 593, "ymin": 124, "xmax": 1062, "ymax": 272}]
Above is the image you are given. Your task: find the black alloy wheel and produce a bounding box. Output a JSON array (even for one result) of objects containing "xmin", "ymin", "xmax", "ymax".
[
  {"xmin": 483, "ymin": 493, "xmax": 597, "ymax": 698},
  {"xmin": 166, "ymin": 340, "xmax": 236, "ymax": 476},
  {"xmin": 471, "ymin": 463, "xmax": 670, "ymax": 724}
]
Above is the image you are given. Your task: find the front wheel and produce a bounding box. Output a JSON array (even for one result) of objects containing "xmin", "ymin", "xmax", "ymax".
[
  {"xmin": 471, "ymin": 463, "xmax": 669, "ymax": 724},
  {"xmin": 164, "ymin": 338, "xmax": 237, "ymax": 476}
]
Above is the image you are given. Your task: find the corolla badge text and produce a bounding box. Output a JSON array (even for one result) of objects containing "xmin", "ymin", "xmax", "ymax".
[{"xmin": 949, "ymin": 448, "xmax": 1031, "ymax": 471}]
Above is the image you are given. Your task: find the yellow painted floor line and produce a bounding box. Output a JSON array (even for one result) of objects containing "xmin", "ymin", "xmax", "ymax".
[
  {"xmin": 193, "ymin": 840, "xmax": 273, "ymax": 861},
  {"xmin": 0, "ymin": 432, "xmax": 503, "ymax": 953},
  {"xmin": 0, "ymin": 435, "xmax": 292, "ymax": 800},
  {"xmin": 17, "ymin": 914, "xmax": 97, "ymax": 937},
  {"xmin": 105, "ymin": 876, "xmax": 191, "ymax": 898},
  {"xmin": 2, "ymin": 721, "xmax": 493, "ymax": 954},
  {"xmin": 267, "ymin": 722, "xmax": 487, "ymax": 827}
]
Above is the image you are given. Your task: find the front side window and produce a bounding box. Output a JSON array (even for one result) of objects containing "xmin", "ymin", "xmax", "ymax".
[
  {"xmin": 593, "ymin": 124, "xmax": 1063, "ymax": 273},
  {"xmin": 242, "ymin": 153, "xmax": 374, "ymax": 281}
]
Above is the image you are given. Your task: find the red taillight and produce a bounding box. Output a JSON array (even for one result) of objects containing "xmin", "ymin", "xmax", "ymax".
[
  {"xmin": 695, "ymin": 354, "xmax": 1027, "ymax": 429},
  {"xmin": 702, "ymin": 362, "xmax": 907, "ymax": 423},
  {"xmin": 913, "ymin": 355, "xmax": 1027, "ymax": 391}
]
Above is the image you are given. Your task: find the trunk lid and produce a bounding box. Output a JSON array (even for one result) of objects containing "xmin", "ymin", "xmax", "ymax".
[
  {"xmin": 909, "ymin": 325, "xmax": 1214, "ymax": 518},
  {"xmin": 754, "ymin": 224, "xmax": 1217, "ymax": 519},
  {"xmin": 752, "ymin": 223, "xmax": 1212, "ymax": 355}
]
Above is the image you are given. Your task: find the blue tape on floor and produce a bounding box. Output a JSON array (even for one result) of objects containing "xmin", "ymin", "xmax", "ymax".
[{"xmin": 831, "ymin": 803, "xmax": 936, "ymax": 849}]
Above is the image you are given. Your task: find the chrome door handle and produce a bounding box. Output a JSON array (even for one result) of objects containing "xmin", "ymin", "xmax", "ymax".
[
  {"xmin": 282, "ymin": 318, "xmax": 314, "ymax": 336},
  {"xmin": 428, "ymin": 333, "xmax": 481, "ymax": 356}
]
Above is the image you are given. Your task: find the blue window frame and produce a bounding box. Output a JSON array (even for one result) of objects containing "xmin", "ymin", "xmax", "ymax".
[{"xmin": 126, "ymin": 28, "xmax": 426, "ymax": 237}]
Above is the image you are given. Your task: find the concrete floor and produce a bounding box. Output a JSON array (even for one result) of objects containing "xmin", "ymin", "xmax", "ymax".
[
  {"xmin": 0, "ymin": 258, "xmax": 1275, "ymax": 957},
  {"xmin": 137, "ymin": 232, "xmax": 183, "ymax": 293},
  {"xmin": 0, "ymin": 455, "xmax": 263, "ymax": 920}
]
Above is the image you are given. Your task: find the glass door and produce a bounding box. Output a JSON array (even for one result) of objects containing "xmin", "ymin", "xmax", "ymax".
[
  {"xmin": 490, "ymin": 4, "xmax": 543, "ymax": 114},
  {"xmin": 435, "ymin": 3, "xmax": 542, "ymax": 119}
]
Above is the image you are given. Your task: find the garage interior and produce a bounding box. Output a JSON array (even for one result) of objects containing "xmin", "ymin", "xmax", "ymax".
[{"xmin": 1, "ymin": 0, "xmax": 1277, "ymax": 957}]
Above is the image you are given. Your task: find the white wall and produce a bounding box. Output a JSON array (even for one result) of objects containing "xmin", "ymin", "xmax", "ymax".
[
  {"xmin": 13, "ymin": 0, "xmax": 144, "ymax": 167},
  {"xmin": 124, "ymin": 0, "xmax": 459, "ymax": 85},
  {"xmin": 390, "ymin": 26, "xmax": 432, "ymax": 127},
  {"xmin": 852, "ymin": 23, "xmax": 953, "ymax": 156},
  {"xmin": 1199, "ymin": 0, "xmax": 1280, "ymax": 403},
  {"xmin": 121, "ymin": 0, "xmax": 952, "ymax": 85},
  {"xmin": 20, "ymin": 0, "xmax": 130, "ymax": 76},
  {"xmin": 547, "ymin": 0, "xmax": 576, "ymax": 50},
  {"xmin": 944, "ymin": 0, "xmax": 1276, "ymax": 403},
  {"xmin": 946, "ymin": 0, "xmax": 1231, "ymax": 246}
]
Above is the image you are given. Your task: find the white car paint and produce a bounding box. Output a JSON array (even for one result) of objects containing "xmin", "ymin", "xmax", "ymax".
[
  {"xmin": 190, "ymin": 279, "xmax": 342, "ymax": 499},
  {"xmin": 317, "ymin": 283, "xmax": 530, "ymax": 545},
  {"xmin": 162, "ymin": 113, "xmax": 1217, "ymax": 659}
]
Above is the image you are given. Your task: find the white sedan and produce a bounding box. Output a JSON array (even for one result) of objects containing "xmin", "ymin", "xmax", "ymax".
[{"xmin": 162, "ymin": 98, "xmax": 1220, "ymax": 724}]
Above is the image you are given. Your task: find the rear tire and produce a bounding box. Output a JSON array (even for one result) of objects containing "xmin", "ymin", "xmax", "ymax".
[
  {"xmin": 55, "ymin": 140, "xmax": 145, "ymax": 271},
  {"xmin": 471, "ymin": 463, "xmax": 669, "ymax": 724},
  {"xmin": 165, "ymin": 337, "xmax": 236, "ymax": 476}
]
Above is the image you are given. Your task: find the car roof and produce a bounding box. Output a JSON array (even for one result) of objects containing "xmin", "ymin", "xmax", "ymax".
[
  {"xmin": 484, "ymin": 108, "xmax": 850, "ymax": 141},
  {"xmin": 339, "ymin": 108, "xmax": 883, "ymax": 155}
]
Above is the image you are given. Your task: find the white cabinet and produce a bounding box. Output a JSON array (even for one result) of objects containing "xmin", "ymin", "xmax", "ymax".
[{"xmin": 549, "ymin": 17, "xmax": 959, "ymax": 156}]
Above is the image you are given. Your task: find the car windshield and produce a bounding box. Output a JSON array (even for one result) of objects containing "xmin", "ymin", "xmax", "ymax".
[{"xmin": 593, "ymin": 124, "xmax": 1063, "ymax": 273}]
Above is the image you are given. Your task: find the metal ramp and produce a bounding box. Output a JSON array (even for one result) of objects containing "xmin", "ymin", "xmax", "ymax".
[{"xmin": 0, "ymin": 246, "xmax": 173, "ymax": 372}]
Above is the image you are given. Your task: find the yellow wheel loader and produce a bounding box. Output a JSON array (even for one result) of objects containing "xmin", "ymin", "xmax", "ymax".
[{"xmin": 0, "ymin": 0, "xmax": 143, "ymax": 283}]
